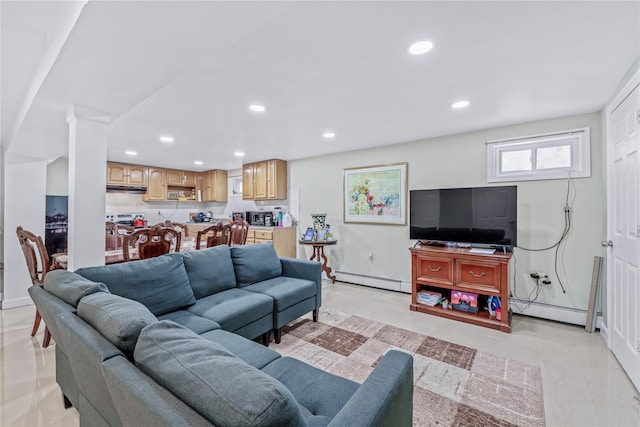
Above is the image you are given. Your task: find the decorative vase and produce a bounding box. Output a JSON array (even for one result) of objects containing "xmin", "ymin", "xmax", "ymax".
[{"xmin": 310, "ymin": 213, "xmax": 326, "ymax": 230}]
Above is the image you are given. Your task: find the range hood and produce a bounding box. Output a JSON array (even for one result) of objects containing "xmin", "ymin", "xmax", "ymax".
[{"xmin": 106, "ymin": 185, "xmax": 148, "ymax": 194}]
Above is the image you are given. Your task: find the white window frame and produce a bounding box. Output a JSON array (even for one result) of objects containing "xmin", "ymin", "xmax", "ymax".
[{"xmin": 486, "ymin": 127, "xmax": 591, "ymax": 182}]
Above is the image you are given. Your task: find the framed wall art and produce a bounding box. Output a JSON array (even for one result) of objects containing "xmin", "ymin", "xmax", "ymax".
[{"xmin": 343, "ymin": 162, "xmax": 407, "ymax": 225}]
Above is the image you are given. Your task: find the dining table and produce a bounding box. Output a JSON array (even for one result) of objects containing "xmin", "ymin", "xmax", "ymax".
[{"xmin": 51, "ymin": 236, "xmax": 198, "ymax": 270}]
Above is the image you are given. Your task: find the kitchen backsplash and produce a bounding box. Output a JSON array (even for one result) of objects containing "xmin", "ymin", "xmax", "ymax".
[{"xmin": 106, "ymin": 192, "xmax": 290, "ymax": 225}]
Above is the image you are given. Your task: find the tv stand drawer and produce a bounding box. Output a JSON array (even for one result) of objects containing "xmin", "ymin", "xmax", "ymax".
[
  {"xmin": 415, "ymin": 255, "xmax": 453, "ymax": 286},
  {"xmin": 456, "ymin": 260, "xmax": 501, "ymax": 294}
]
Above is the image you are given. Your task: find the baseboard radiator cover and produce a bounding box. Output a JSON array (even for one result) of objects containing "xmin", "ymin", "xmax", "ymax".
[
  {"xmin": 510, "ymin": 298, "xmax": 602, "ymax": 328},
  {"xmin": 335, "ymin": 271, "xmax": 411, "ymax": 294}
]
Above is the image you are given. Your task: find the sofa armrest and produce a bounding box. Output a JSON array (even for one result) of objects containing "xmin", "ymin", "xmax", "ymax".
[
  {"xmin": 101, "ymin": 356, "xmax": 212, "ymax": 426},
  {"xmin": 328, "ymin": 350, "xmax": 413, "ymax": 427},
  {"xmin": 280, "ymin": 257, "xmax": 322, "ymax": 307},
  {"xmin": 28, "ymin": 285, "xmax": 76, "ymax": 352}
]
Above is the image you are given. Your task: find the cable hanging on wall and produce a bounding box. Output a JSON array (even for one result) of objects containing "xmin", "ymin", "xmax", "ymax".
[{"xmin": 513, "ymin": 172, "xmax": 573, "ymax": 303}]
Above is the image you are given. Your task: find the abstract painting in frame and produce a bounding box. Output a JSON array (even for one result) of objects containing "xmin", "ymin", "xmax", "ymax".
[{"xmin": 344, "ymin": 162, "xmax": 407, "ymax": 224}]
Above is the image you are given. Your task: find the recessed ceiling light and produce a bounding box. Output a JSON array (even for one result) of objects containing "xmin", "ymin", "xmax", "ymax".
[
  {"xmin": 125, "ymin": 150, "xmax": 137, "ymax": 156},
  {"xmin": 194, "ymin": 160, "xmax": 203, "ymax": 166},
  {"xmin": 322, "ymin": 132, "xmax": 336, "ymax": 139},
  {"xmin": 248, "ymin": 104, "xmax": 266, "ymax": 113},
  {"xmin": 451, "ymin": 100, "xmax": 470, "ymax": 109},
  {"xmin": 408, "ymin": 40, "xmax": 434, "ymax": 55},
  {"xmin": 159, "ymin": 135, "xmax": 174, "ymax": 143},
  {"xmin": 234, "ymin": 151, "xmax": 245, "ymax": 157}
]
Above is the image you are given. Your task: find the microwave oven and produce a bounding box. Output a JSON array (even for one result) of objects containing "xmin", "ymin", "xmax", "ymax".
[
  {"xmin": 247, "ymin": 211, "xmax": 277, "ymax": 226},
  {"xmin": 167, "ymin": 191, "xmax": 179, "ymax": 200}
]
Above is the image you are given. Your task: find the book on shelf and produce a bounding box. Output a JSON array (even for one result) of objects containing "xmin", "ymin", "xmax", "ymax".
[{"xmin": 416, "ymin": 290, "xmax": 443, "ymax": 306}]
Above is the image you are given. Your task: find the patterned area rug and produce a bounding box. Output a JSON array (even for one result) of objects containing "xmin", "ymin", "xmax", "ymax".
[{"xmin": 275, "ymin": 310, "xmax": 545, "ymax": 427}]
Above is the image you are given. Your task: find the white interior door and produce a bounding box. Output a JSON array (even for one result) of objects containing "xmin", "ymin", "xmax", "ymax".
[{"xmin": 606, "ymin": 70, "xmax": 640, "ymax": 392}]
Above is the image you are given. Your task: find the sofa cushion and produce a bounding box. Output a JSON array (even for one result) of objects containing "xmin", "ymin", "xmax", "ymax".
[
  {"xmin": 242, "ymin": 276, "xmax": 317, "ymax": 312},
  {"xmin": 157, "ymin": 310, "xmax": 220, "ymax": 334},
  {"xmin": 200, "ymin": 329, "xmax": 280, "ymax": 369},
  {"xmin": 76, "ymin": 254, "xmax": 195, "ymax": 316},
  {"xmin": 134, "ymin": 321, "xmax": 306, "ymax": 427},
  {"xmin": 180, "ymin": 245, "xmax": 237, "ymax": 298},
  {"xmin": 231, "ymin": 242, "xmax": 282, "ymax": 287},
  {"xmin": 44, "ymin": 269, "xmax": 110, "ymax": 307},
  {"xmin": 77, "ymin": 292, "xmax": 158, "ymax": 354},
  {"xmin": 186, "ymin": 288, "xmax": 273, "ymax": 332},
  {"xmin": 262, "ymin": 356, "xmax": 359, "ymax": 420}
]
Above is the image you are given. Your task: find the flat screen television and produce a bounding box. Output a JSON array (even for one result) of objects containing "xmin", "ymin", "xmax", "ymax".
[{"xmin": 410, "ymin": 186, "xmax": 517, "ymax": 248}]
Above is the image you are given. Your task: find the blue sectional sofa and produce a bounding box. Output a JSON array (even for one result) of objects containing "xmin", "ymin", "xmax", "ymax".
[{"xmin": 29, "ymin": 242, "xmax": 414, "ymax": 426}]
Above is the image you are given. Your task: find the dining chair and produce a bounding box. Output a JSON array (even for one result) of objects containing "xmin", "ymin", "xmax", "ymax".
[
  {"xmin": 122, "ymin": 226, "xmax": 181, "ymax": 261},
  {"xmin": 228, "ymin": 220, "xmax": 250, "ymax": 246},
  {"xmin": 105, "ymin": 221, "xmax": 134, "ymax": 250},
  {"xmin": 155, "ymin": 220, "xmax": 188, "ymax": 237},
  {"xmin": 16, "ymin": 226, "xmax": 53, "ymax": 347},
  {"xmin": 195, "ymin": 222, "xmax": 230, "ymax": 249}
]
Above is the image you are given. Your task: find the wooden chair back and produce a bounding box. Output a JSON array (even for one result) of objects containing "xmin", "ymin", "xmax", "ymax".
[
  {"xmin": 17, "ymin": 226, "xmax": 53, "ymax": 346},
  {"xmin": 16, "ymin": 226, "xmax": 50, "ymax": 285},
  {"xmin": 228, "ymin": 220, "xmax": 250, "ymax": 245},
  {"xmin": 196, "ymin": 222, "xmax": 230, "ymax": 249},
  {"xmin": 155, "ymin": 221, "xmax": 188, "ymax": 237},
  {"xmin": 122, "ymin": 226, "xmax": 181, "ymax": 261},
  {"xmin": 106, "ymin": 221, "xmax": 135, "ymax": 250}
]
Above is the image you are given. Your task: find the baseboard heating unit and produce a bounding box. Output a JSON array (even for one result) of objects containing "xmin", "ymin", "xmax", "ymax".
[{"xmin": 335, "ymin": 271, "xmax": 411, "ymax": 294}]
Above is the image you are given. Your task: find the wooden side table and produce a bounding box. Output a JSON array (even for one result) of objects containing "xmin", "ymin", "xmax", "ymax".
[{"xmin": 298, "ymin": 240, "xmax": 338, "ymax": 283}]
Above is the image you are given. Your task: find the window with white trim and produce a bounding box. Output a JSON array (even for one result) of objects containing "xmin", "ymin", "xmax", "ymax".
[{"xmin": 486, "ymin": 127, "xmax": 591, "ymax": 182}]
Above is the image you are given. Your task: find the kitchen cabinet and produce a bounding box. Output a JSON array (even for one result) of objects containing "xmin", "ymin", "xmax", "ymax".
[
  {"xmin": 165, "ymin": 169, "xmax": 196, "ymax": 187},
  {"xmin": 106, "ymin": 162, "xmax": 148, "ymax": 186},
  {"xmin": 144, "ymin": 167, "xmax": 166, "ymax": 201},
  {"xmin": 242, "ymin": 159, "xmax": 287, "ymax": 200},
  {"xmin": 200, "ymin": 170, "xmax": 228, "ymax": 202},
  {"xmin": 246, "ymin": 226, "xmax": 296, "ymax": 257}
]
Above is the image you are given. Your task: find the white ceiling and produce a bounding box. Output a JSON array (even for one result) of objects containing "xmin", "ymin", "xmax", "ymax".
[{"xmin": 2, "ymin": 1, "xmax": 638, "ymax": 171}]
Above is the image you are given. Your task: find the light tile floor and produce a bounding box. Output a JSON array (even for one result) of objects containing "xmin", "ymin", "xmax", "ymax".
[{"xmin": 1, "ymin": 281, "xmax": 639, "ymax": 426}]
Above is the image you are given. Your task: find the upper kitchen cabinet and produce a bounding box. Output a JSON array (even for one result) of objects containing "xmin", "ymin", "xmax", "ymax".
[
  {"xmin": 243, "ymin": 159, "xmax": 287, "ymax": 200},
  {"xmin": 143, "ymin": 167, "xmax": 166, "ymax": 201},
  {"xmin": 200, "ymin": 170, "xmax": 228, "ymax": 202},
  {"xmin": 165, "ymin": 169, "xmax": 197, "ymax": 187},
  {"xmin": 106, "ymin": 162, "xmax": 148, "ymax": 186}
]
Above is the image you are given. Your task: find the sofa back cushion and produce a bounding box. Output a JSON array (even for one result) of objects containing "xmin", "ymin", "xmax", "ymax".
[
  {"xmin": 134, "ymin": 321, "xmax": 306, "ymax": 427},
  {"xmin": 78, "ymin": 292, "xmax": 158, "ymax": 355},
  {"xmin": 76, "ymin": 254, "xmax": 195, "ymax": 316},
  {"xmin": 231, "ymin": 242, "xmax": 282, "ymax": 287},
  {"xmin": 44, "ymin": 269, "xmax": 110, "ymax": 307},
  {"xmin": 180, "ymin": 245, "xmax": 237, "ymax": 298}
]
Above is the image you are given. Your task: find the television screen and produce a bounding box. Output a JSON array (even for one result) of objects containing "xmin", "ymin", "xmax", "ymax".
[{"xmin": 409, "ymin": 186, "xmax": 517, "ymax": 247}]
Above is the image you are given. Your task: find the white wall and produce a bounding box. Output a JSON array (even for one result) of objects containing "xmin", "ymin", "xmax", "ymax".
[
  {"xmin": 289, "ymin": 112, "xmax": 605, "ymax": 311},
  {"xmin": 2, "ymin": 160, "xmax": 48, "ymax": 308},
  {"xmin": 46, "ymin": 157, "xmax": 69, "ymax": 195}
]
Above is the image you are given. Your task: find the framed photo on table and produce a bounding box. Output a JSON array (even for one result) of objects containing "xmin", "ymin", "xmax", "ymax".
[
  {"xmin": 344, "ymin": 162, "xmax": 407, "ymax": 225},
  {"xmin": 302, "ymin": 227, "xmax": 315, "ymax": 242},
  {"xmin": 315, "ymin": 228, "xmax": 327, "ymax": 241}
]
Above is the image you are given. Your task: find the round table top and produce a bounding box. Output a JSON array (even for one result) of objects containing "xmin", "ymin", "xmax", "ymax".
[{"xmin": 298, "ymin": 239, "xmax": 338, "ymax": 246}]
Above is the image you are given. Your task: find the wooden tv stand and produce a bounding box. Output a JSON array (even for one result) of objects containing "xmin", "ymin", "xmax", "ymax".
[{"xmin": 409, "ymin": 244, "xmax": 512, "ymax": 333}]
